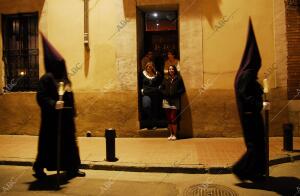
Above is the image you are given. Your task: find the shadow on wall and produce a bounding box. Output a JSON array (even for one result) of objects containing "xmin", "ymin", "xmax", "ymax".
[
  {"xmin": 199, "ymin": 0, "xmax": 223, "ymax": 27},
  {"xmin": 37, "ymin": 0, "xmax": 46, "ymax": 18},
  {"xmin": 84, "ymin": 47, "xmax": 90, "ymax": 77},
  {"xmin": 179, "ymin": 83, "xmax": 193, "ymax": 139},
  {"xmin": 123, "ymin": 0, "xmax": 136, "ymax": 18},
  {"xmin": 183, "ymin": 0, "xmax": 223, "ymax": 27}
]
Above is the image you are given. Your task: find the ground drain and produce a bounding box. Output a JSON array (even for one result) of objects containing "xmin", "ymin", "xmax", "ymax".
[{"xmin": 183, "ymin": 184, "xmax": 238, "ymax": 196}]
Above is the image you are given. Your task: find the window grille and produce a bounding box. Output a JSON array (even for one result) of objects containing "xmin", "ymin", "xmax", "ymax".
[{"xmin": 2, "ymin": 12, "xmax": 39, "ymax": 92}]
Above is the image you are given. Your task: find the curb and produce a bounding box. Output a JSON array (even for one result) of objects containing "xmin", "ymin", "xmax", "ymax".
[
  {"xmin": 269, "ymin": 154, "xmax": 300, "ymax": 166},
  {"xmin": 0, "ymin": 154, "xmax": 299, "ymax": 174},
  {"xmin": 81, "ymin": 164, "xmax": 208, "ymax": 174}
]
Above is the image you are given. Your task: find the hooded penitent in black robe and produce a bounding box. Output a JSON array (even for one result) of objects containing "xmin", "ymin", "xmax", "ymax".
[
  {"xmin": 232, "ymin": 19, "xmax": 266, "ymax": 180},
  {"xmin": 33, "ymin": 34, "xmax": 81, "ymax": 172}
]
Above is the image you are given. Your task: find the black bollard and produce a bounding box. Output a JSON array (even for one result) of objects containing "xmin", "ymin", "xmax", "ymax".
[
  {"xmin": 105, "ymin": 128, "xmax": 118, "ymax": 162},
  {"xmin": 283, "ymin": 123, "xmax": 293, "ymax": 151},
  {"xmin": 86, "ymin": 131, "xmax": 92, "ymax": 137}
]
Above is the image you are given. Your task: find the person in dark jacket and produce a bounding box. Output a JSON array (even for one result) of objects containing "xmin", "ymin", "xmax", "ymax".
[
  {"xmin": 33, "ymin": 34, "xmax": 85, "ymax": 179},
  {"xmin": 232, "ymin": 19, "xmax": 266, "ymax": 182},
  {"xmin": 160, "ymin": 65, "xmax": 185, "ymax": 140},
  {"xmin": 141, "ymin": 61, "xmax": 162, "ymax": 129}
]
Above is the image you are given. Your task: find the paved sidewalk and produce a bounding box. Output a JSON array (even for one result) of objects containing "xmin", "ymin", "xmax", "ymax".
[{"xmin": 0, "ymin": 135, "xmax": 299, "ymax": 174}]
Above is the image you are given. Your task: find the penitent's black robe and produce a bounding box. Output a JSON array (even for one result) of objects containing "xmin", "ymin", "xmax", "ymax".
[
  {"xmin": 232, "ymin": 19, "xmax": 266, "ymax": 177},
  {"xmin": 34, "ymin": 73, "xmax": 81, "ymax": 171}
]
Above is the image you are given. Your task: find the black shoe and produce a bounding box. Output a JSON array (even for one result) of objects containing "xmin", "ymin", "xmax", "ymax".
[
  {"xmin": 66, "ymin": 170, "xmax": 86, "ymax": 177},
  {"xmin": 232, "ymin": 168, "xmax": 248, "ymax": 182},
  {"xmin": 233, "ymin": 172, "xmax": 248, "ymax": 182},
  {"xmin": 32, "ymin": 170, "xmax": 47, "ymax": 179},
  {"xmin": 247, "ymin": 174, "xmax": 266, "ymax": 183},
  {"xmin": 233, "ymin": 169, "xmax": 266, "ymax": 182}
]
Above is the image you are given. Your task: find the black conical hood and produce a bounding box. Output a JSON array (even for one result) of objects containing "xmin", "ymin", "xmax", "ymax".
[
  {"xmin": 235, "ymin": 18, "xmax": 261, "ymax": 85},
  {"xmin": 41, "ymin": 33, "xmax": 68, "ymax": 80}
]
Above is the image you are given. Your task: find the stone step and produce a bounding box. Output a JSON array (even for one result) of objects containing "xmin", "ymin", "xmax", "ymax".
[{"xmin": 138, "ymin": 128, "xmax": 169, "ymax": 137}]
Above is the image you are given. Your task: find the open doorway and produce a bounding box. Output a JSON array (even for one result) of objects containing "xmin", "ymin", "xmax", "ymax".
[{"xmin": 137, "ymin": 8, "xmax": 179, "ymax": 130}]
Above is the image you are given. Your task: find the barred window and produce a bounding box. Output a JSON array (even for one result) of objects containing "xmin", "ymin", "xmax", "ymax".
[{"xmin": 2, "ymin": 12, "xmax": 39, "ymax": 92}]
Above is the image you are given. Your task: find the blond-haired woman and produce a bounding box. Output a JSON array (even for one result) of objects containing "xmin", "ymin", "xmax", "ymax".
[{"xmin": 141, "ymin": 62, "xmax": 162, "ymax": 129}]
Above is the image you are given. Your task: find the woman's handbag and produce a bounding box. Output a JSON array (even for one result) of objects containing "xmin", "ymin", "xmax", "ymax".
[{"xmin": 162, "ymin": 99, "xmax": 170, "ymax": 108}]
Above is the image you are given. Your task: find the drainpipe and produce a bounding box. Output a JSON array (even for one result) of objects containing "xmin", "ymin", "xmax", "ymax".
[{"xmin": 84, "ymin": 0, "xmax": 89, "ymax": 50}]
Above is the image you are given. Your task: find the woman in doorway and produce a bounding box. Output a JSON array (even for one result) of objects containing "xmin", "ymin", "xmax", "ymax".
[
  {"xmin": 141, "ymin": 61, "xmax": 162, "ymax": 129},
  {"xmin": 164, "ymin": 50, "xmax": 180, "ymax": 78},
  {"xmin": 160, "ymin": 65, "xmax": 185, "ymax": 140}
]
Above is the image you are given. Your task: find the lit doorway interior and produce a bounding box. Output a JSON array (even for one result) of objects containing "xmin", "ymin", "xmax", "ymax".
[{"xmin": 137, "ymin": 8, "xmax": 179, "ymax": 129}]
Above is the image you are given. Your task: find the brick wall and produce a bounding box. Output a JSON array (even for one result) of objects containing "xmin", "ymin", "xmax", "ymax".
[{"xmin": 286, "ymin": 0, "xmax": 300, "ymax": 99}]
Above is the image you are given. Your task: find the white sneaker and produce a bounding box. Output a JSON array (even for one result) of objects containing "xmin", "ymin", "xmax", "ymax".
[
  {"xmin": 168, "ymin": 135, "xmax": 173, "ymax": 140},
  {"xmin": 171, "ymin": 135, "xmax": 176, "ymax": 140}
]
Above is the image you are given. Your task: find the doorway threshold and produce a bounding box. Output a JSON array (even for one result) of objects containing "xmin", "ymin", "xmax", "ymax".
[{"xmin": 138, "ymin": 128, "xmax": 169, "ymax": 137}]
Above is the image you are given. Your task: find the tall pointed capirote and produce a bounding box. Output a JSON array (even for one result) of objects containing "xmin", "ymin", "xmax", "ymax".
[
  {"xmin": 41, "ymin": 33, "xmax": 68, "ymax": 80},
  {"xmin": 235, "ymin": 18, "xmax": 261, "ymax": 85}
]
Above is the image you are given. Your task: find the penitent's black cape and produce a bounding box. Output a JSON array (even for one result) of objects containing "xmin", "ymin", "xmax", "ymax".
[
  {"xmin": 33, "ymin": 34, "xmax": 81, "ymax": 171},
  {"xmin": 233, "ymin": 19, "xmax": 266, "ymax": 177}
]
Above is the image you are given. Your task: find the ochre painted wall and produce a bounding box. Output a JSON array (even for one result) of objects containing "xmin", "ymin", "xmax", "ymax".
[{"xmin": 0, "ymin": 0, "xmax": 293, "ymax": 137}]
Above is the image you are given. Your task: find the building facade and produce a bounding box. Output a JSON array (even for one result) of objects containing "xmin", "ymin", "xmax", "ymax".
[{"xmin": 0, "ymin": 0, "xmax": 299, "ymax": 137}]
